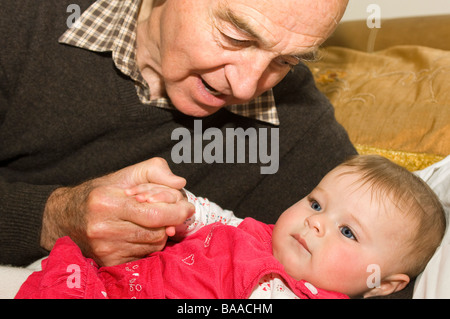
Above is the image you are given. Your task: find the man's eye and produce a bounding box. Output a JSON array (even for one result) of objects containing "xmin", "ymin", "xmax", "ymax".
[
  {"xmin": 221, "ymin": 32, "xmax": 251, "ymax": 47},
  {"xmin": 340, "ymin": 226, "xmax": 357, "ymax": 241},
  {"xmin": 273, "ymin": 56, "xmax": 299, "ymax": 69},
  {"xmin": 310, "ymin": 200, "xmax": 321, "ymax": 211}
]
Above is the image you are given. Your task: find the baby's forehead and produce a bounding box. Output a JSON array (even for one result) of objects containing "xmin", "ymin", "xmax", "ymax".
[
  {"xmin": 326, "ymin": 166, "xmax": 395, "ymax": 197},
  {"xmin": 322, "ymin": 166, "xmax": 415, "ymax": 218},
  {"xmin": 320, "ymin": 166, "xmax": 368, "ymax": 189}
]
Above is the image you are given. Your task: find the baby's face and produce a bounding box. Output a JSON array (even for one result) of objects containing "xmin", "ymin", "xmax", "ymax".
[{"xmin": 272, "ymin": 166, "xmax": 413, "ymax": 297}]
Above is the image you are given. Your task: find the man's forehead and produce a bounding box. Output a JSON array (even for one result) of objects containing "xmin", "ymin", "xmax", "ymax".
[
  {"xmin": 213, "ymin": 0, "xmax": 344, "ymax": 25},
  {"xmin": 212, "ymin": 0, "xmax": 343, "ymax": 49}
]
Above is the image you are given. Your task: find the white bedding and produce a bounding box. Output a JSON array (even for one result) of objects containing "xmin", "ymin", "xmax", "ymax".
[
  {"xmin": 1, "ymin": 155, "xmax": 449, "ymax": 299},
  {"xmin": 413, "ymin": 155, "xmax": 450, "ymax": 298},
  {"xmin": 0, "ymin": 257, "xmax": 43, "ymax": 299}
]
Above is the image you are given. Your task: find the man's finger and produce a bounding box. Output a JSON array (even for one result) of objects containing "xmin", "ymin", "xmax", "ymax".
[
  {"xmin": 121, "ymin": 200, "xmax": 195, "ymax": 229},
  {"xmin": 135, "ymin": 191, "xmax": 179, "ymax": 204}
]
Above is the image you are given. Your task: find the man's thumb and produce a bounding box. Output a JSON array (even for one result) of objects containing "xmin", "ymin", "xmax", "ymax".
[{"xmin": 142, "ymin": 157, "xmax": 186, "ymax": 189}]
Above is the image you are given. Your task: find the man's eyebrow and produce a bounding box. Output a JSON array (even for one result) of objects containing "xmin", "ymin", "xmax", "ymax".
[
  {"xmin": 294, "ymin": 50, "xmax": 319, "ymax": 63},
  {"xmin": 213, "ymin": 5, "xmax": 269, "ymax": 46},
  {"xmin": 213, "ymin": 5, "xmax": 319, "ymax": 63}
]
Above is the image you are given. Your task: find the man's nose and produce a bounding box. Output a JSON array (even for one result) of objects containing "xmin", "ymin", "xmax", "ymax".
[
  {"xmin": 225, "ymin": 52, "xmax": 273, "ymax": 101},
  {"xmin": 305, "ymin": 214, "xmax": 325, "ymax": 237}
]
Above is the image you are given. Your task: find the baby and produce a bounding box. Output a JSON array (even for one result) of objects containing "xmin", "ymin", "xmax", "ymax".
[{"xmin": 16, "ymin": 155, "xmax": 446, "ymax": 299}]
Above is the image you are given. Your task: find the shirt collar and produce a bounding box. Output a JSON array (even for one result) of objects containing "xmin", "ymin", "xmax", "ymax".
[{"xmin": 58, "ymin": 0, "xmax": 279, "ymax": 125}]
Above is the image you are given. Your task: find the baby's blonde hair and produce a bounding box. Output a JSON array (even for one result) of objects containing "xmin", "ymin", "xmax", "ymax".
[{"xmin": 339, "ymin": 155, "xmax": 446, "ymax": 279}]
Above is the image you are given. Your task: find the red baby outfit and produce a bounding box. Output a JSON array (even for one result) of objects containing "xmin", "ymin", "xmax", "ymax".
[{"xmin": 16, "ymin": 218, "xmax": 348, "ymax": 299}]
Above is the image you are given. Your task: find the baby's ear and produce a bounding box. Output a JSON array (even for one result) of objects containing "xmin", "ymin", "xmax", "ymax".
[{"xmin": 363, "ymin": 273, "xmax": 410, "ymax": 298}]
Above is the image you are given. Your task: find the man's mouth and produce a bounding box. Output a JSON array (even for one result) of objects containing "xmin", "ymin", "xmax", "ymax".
[{"xmin": 201, "ymin": 79, "xmax": 222, "ymax": 96}]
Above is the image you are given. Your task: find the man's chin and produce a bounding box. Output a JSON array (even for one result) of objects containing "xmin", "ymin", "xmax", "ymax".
[{"xmin": 172, "ymin": 101, "xmax": 225, "ymax": 118}]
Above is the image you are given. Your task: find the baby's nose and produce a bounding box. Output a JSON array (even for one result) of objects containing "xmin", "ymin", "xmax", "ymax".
[{"xmin": 305, "ymin": 215, "xmax": 324, "ymax": 237}]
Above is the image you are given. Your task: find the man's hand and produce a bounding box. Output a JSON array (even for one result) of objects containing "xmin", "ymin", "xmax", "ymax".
[
  {"xmin": 125, "ymin": 183, "xmax": 188, "ymax": 237},
  {"xmin": 40, "ymin": 157, "xmax": 194, "ymax": 267}
]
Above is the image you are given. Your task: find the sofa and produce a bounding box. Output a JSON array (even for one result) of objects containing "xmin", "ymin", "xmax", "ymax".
[
  {"xmin": 307, "ymin": 15, "xmax": 449, "ymax": 171},
  {"xmin": 305, "ymin": 15, "xmax": 450, "ymax": 298}
]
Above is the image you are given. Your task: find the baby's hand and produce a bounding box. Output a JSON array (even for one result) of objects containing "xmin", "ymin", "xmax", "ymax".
[{"xmin": 124, "ymin": 184, "xmax": 188, "ymax": 237}]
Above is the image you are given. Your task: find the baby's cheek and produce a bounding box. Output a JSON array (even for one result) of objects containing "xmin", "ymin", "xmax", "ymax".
[{"xmin": 320, "ymin": 246, "xmax": 369, "ymax": 292}]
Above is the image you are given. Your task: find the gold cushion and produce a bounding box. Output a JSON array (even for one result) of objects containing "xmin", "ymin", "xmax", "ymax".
[
  {"xmin": 323, "ymin": 15, "xmax": 450, "ymax": 52},
  {"xmin": 307, "ymin": 45, "xmax": 450, "ymax": 169},
  {"xmin": 355, "ymin": 144, "xmax": 444, "ymax": 171}
]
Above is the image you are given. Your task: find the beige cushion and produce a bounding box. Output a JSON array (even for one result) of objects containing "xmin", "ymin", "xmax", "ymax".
[
  {"xmin": 306, "ymin": 45, "xmax": 450, "ymax": 170},
  {"xmin": 324, "ymin": 15, "xmax": 450, "ymax": 52}
]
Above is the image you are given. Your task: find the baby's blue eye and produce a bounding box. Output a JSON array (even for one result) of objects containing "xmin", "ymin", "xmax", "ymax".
[
  {"xmin": 310, "ymin": 201, "xmax": 321, "ymax": 211},
  {"xmin": 340, "ymin": 226, "xmax": 356, "ymax": 241}
]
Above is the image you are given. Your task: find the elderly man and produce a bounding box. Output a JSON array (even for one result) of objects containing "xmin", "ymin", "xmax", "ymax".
[{"xmin": 0, "ymin": 0, "xmax": 354, "ymax": 267}]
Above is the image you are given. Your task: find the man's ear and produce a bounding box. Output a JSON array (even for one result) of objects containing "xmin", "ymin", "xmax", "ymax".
[{"xmin": 363, "ymin": 273, "xmax": 410, "ymax": 298}]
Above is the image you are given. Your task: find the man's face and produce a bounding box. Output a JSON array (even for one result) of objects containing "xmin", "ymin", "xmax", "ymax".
[{"xmin": 152, "ymin": 0, "xmax": 347, "ymax": 116}]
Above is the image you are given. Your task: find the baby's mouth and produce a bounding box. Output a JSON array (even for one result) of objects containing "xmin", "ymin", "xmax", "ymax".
[
  {"xmin": 201, "ymin": 79, "xmax": 222, "ymax": 96},
  {"xmin": 294, "ymin": 234, "xmax": 311, "ymax": 254}
]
